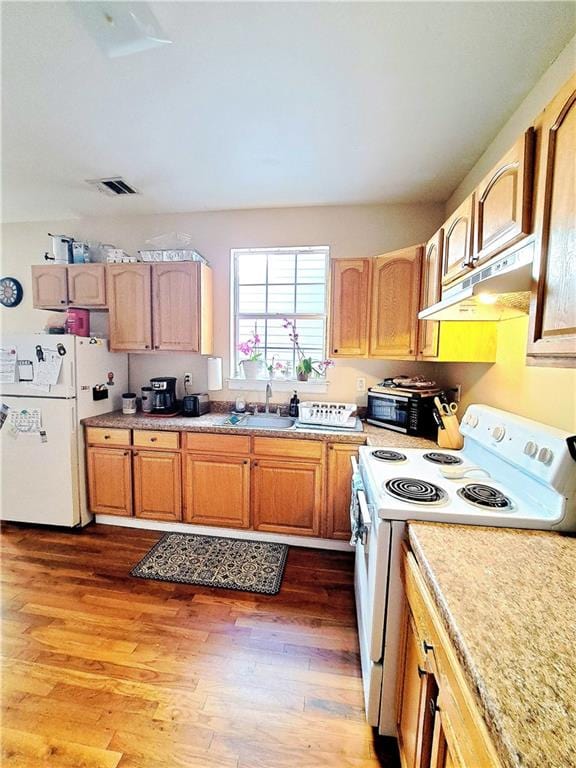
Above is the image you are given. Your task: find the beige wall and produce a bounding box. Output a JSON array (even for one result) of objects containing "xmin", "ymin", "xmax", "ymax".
[
  {"xmin": 439, "ymin": 33, "xmax": 576, "ymax": 432},
  {"xmin": 1, "ymin": 203, "xmax": 445, "ymax": 405},
  {"xmin": 439, "ymin": 318, "xmax": 576, "ymax": 432}
]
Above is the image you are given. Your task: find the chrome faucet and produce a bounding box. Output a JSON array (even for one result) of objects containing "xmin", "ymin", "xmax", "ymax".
[{"xmin": 265, "ymin": 382, "xmax": 272, "ymax": 414}]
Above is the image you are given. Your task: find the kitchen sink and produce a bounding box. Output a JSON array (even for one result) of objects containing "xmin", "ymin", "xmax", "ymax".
[{"xmin": 219, "ymin": 414, "xmax": 296, "ymax": 430}]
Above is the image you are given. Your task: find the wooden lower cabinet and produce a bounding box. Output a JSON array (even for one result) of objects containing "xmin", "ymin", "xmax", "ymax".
[
  {"xmin": 87, "ymin": 446, "xmax": 132, "ymax": 516},
  {"xmin": 326, "ymin": 443, "xmax": 357, "ymax": 539},
  {"xmin": 252, "ymin": 458, "xmax": 322, "ymax": 536},
  {"xmin": 399, "ymin": 549, "xmax": 502, "ymax": 768},
  {"xmin": 397, "ymin": 610, "xmax": 437, "ymax": 768},
  {"xmin": 133, "ymin": 450, "xmax": 182, "ymax": 521},
  {"xmin": 184, "ymin": 453, "xmax": 250, "ymax": 528}
]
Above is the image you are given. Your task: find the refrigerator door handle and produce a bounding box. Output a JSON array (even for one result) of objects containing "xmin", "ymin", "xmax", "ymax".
[
  {"xmin": 69, "ymin": 359, "xmax": 75, "ymax": 391},
  {"xmin": 71, "ymin": 403, "xmax": 76, "ymax": 433}
]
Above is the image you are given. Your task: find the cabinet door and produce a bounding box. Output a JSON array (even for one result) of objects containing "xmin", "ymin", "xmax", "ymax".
[
  {"xmin": 418, "ymin": 228, "xmax": 443, "ymax": 359},
  {"xmin": 329, "ymin": 259, "xmax": 371, "ymax": 356},
  {"xmin": 184, "ymin": 454, "xmax": 250, "ymax": 529},
  {"xmin": 67, "ymin": 264, "xmax": 107, "ymax": 306},
  {"xmin": 152, "ymin": 262, "xmax": 200, "ymax": 351},
  {"xmin": 31, "ymin": 265, "xmax": 68, "ymax": 308},
  {"xmin": 133, "ymin": 450, "xmax": 182, "ymax": 521},
  {"xmin": 326, "ymin": 443, "xmax": 357, "ymax": 539},
  {"xmin": 475, "ymin": 129, "xmax": 535, "ymax": 266},
  {"xmin": 107, "ymin": 264, "xmax": 152, "ymax": 351},
  {"xmin": 252, "ymin": 459, "xmax": 322, "ymax": 536},
  {"xmin": 397, "ymin": 610, "xmax": 438, "ymax": 768},
  {"xmin": 527, "ymin": 77, "xmax": 576, "ymax": 365},
  {"xmin": 87, "ymin": 447, "xmax": 132, "ymax": 516},
  {"xmin": 442, "ymin": 195, "xmax": 475, "ymax": 287},
  {"xmin": 369, "ymin": 245, "xmax": 422, "ymax": 358}
]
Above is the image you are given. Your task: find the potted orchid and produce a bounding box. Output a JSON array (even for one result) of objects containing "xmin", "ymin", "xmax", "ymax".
[
  {"xmin": 267, "ymin": 357, "xmax": 288, "ymax": 379},
  {"xmin": 283, "ymin": 319, "xmax": 334, "ymax": 381},
  {"xmin": 237, "ymin": 326, "xmax": 265, "ymax": 379}
]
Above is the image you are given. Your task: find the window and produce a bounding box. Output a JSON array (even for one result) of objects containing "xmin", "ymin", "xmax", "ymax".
[{"xmin": 231, "ymin": 246, "xmax": 329, "ymax": 378}]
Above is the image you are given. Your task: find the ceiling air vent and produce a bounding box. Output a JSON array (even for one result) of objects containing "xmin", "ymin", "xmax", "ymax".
[{"xmin": 86, "ymin": 177, "xmax": 140, "ymax": 196}]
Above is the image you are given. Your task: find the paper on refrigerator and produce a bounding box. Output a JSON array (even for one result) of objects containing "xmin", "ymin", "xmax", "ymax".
[{"xmin": 0, "ymin": 347, "xmax": 17, "ymax": 383}]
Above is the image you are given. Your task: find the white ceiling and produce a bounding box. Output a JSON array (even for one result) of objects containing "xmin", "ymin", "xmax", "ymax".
[{"xmin": 2, "ymin": 2, "xmax": 575, "ymax": 223}]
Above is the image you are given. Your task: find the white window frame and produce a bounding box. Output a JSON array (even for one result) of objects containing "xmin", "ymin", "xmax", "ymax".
[{"xmin": 229, "ymin": 246, "xmax": 330, "ymax": 387}]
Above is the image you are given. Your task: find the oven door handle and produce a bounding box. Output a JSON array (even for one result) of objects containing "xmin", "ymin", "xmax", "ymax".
[{"xmin": 357, "ymin": 489, "xmax": 371, "ymax": 545}]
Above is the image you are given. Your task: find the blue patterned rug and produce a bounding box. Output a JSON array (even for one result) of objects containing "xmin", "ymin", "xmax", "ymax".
[{"xmin": 131, "ymin": 533, "xmax": 288, "ymax": 595}]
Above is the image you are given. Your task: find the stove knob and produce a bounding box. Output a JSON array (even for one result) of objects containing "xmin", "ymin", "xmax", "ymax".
[
  {"xmin": 537, "ymin": 447, "xmax": 554, "ymax": 465},
  {"xmin": 466, "ymin": 414, "xmax": 479, "ymax": 428},
  {"xmin": 523, "ymin": 441, "xmax": 538, "ymax": 458},
  {"xmin": 491, "ymin": 425, "xmax": 506, "ymax": 442}
]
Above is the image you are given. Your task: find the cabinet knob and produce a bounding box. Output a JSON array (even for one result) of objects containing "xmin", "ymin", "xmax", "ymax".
[
  {"xmin": 133, "ymin": 451, "xmax": 138, "ymax": 456},
  {"xmin": 124, "ymin": 451, "xmax": 130, "ymax": 456},
  {"xmin": 60, "ymin": 300, "xmax": 66, "ymax": 304},
  {"xmin": 154, "ymin": 346, "xmax": 159, "ymax": 350},
  {"xmin": 423, "ymin": 640, "xmax": 434, "ymax": 654},
  {"xmin": 334, "ymin": 349, "xmax": 339, "ymax": 353},
  {"xmin": 429, "ymin": 697, "xmax": 440, "ymax": 716},
  {"xmin": 243, "ymin": 460, "xmax": 249, "ymax": 465},
  {"xmin": 104, "ymin": 435, "xmax": 110, "ymax": 440},
  {"xmin": 145, "ymin": 345, "xmax": 150, "ymax": 349},
  {"xmin": 150, "ymin": 437, "xmax": 157, "ymax": 442},
  {"xmin": 253, "ymin": 461, "xmax": 258, "ymax": 467},
  {"xmin": 417, "ymin": 665, "xmax": 426, "ymax": 678}
]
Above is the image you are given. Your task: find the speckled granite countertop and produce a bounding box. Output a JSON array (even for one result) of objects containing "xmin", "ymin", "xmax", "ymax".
[
  {"xmin": 408, "ymin": 522, "xmax": 576, "ymax": 768},
  {"xmin": 82, "ymin": 411, "xmax": 440, "ymax": 448}
]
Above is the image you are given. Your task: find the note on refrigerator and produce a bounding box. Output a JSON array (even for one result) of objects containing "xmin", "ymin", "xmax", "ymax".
[
  {"xmin": 33, "ymin": 349, "xmax": 63, "ymax": 389},
  {"xmin": 0, "ymin": 347, "xmax": 17, "ymax": 383}
]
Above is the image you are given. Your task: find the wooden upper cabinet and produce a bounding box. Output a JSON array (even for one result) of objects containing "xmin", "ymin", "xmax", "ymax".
[
  {"xmin": 329, "ymin": 259, "xmax": 371, "ymax": 356},
  {"xmin": 133, "ymin": 449, "xmax": 182, "ymax": 522},
  {"xmin": 418, "ymin": 228, "xmax": 443, "ymax": 359},
  {"xmin": 107, "ymin": 264, "xmax": 152, "ymax": 351},
  {"xmin": 527, "ymin": 76, "xmax": 576, "ymax": 365},
  {"xmin": 442, "ymin": 195, "xmax": 475, "ymax": 287},
  {"xmin": 31, "ymin": 265, "xmax": 68, "ymax": 308},
  {"xmin": 369, "ymin": 245, "xmax": 422, "ymax": 359},
  {"xmin": 152, "ymin": 262, "xmax": 200, "ymax": 352},
  {"xmin": 67, "ymin": 264, "xmax": 107, "ymax": 307},
  {"xmin": 475, "ymin": 128, "xmax": 535, "ymax": 266}
]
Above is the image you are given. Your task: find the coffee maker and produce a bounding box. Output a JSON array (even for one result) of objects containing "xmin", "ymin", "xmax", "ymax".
[{"xmin": 150, "ymin": 377, "xmax": 177, "ymax": 414}]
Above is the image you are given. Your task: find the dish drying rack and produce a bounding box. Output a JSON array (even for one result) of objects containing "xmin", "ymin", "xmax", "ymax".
[{"xmin": 298, "ymin": 402, "xmax": 356, "ymax": 427}]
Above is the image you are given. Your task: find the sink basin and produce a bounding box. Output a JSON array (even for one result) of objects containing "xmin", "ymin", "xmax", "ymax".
[
  {"xmin": 243, "ymin": 415, "xmax": 295, "ymax": 429},
  {"xmin": 219, "ymin": 414, "xmax": 296, "ymax": 430}
]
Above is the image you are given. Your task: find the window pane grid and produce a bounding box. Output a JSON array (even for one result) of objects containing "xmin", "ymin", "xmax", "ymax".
[{"xmin": 233, "ymin": 247, "xmax": 329, "ymax": 377}]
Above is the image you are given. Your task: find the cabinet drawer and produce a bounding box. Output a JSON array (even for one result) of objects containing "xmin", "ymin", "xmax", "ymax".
[
  {"xmin": 252, "ymin": 437, "xmax": 323, "ymax": 461},
  {"xmin": 86, "ymin": 427, "xmax": 131, "ymax": 446},
  {"xmin": 185, "ymin": 432, "xmax": 250, "ymax": 455},
  {"xmin": 133, "ymin": 430, "xmax": 179, "ymax": 449}
]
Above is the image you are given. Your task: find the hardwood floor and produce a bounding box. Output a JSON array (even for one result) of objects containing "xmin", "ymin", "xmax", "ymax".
[{"xmin": 1, "ymin": 522, "xmax": 399, "ymax": 768}]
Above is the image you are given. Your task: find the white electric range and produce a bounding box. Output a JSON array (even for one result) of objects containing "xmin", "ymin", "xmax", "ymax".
[{"xmin": 351, "ymin": 404, "xmax": 576, "ymax": 736}]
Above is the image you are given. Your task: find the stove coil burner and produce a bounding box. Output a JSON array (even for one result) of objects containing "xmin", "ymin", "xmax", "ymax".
[
  {"xmin": 385, "ymin": 477, "xmax": 447, "ymax": 505},
  {"xmin": 423, "ymin": 452, "xmax": 463, "ymax": 466},
  {"xmin": 457, "ymin": 483, "xmax": 513, "ymax": 510},
  {"xmin": 371, "ymin": 450, "xmax": 407, "ymax": 462}
]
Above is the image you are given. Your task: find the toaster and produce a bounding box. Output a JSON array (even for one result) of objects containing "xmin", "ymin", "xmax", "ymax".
[{"xmin": 181, "ymin": 393, "xmax": 210, "ymax": 417}]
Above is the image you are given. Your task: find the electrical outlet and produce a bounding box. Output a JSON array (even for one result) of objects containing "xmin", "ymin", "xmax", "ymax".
[
  {"xmin": 356, "ymin": 377, "xmax": 366, "ymax": 392},
  {"xmin": 184, "ymin": 373, "xmax": 192, "ymax": 384},
  {"xmin": 452, "ymin": 384, "xmax": 462, "ymax": 403}
]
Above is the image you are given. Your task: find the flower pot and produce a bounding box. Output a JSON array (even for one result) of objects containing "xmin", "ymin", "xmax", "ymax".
[
  {"xmin": 240, "ymin": 359, "xmax": 264, "ymax": 379},
  {"xmin": 297, "ymin": 371, "xmax": 309, "ymax": 382}
]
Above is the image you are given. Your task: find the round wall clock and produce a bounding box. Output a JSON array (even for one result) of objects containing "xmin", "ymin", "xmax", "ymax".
[{"xmin": 0, "ymin": 277, "xmax": 24, "ymax": 308}]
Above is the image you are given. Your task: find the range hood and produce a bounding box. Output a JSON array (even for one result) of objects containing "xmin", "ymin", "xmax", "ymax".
[{"xmin": 419, "ymin": 239, "xmax": 534, "ymax": 321}]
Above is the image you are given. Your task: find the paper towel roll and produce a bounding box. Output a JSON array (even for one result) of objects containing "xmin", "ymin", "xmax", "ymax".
[{"xmin": 207, "ymin": 357, "xmax": 223, "ymax": 391}]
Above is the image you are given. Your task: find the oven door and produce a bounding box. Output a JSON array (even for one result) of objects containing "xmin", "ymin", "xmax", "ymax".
[
  {"xmin": 367, "ymin": 392, "xmax": 410, "ymax": 433},
  {"xmin": 350, "ymin": 460, "xmax": 391, "ymax": 725}
]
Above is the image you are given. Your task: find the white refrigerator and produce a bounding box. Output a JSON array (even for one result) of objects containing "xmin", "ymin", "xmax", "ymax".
[{"xmin": 1, "ymin": 334, "xmax": 128, "ymax": 527}]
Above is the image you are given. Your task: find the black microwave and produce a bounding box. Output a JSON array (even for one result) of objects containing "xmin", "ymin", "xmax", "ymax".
[{"xmin": 366, "ymin": 389, "xmax": 438, "ymax": 436}]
